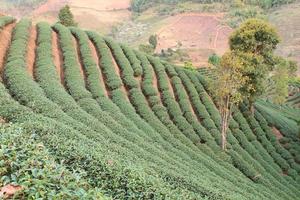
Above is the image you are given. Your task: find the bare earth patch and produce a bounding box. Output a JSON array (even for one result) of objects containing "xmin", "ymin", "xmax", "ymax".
[
  {"xmin": 72, "ymin": 36, "xmax": 85, "ymax": 79},
  {"xmin": 269, "ymin": 2, "xmax": 300, "ymax": 76},
  {"xmin": 0, "ymin": 117, "xmax": 6, "ymax": 123},
  {"xmin": 26, "ymin": 25, "xmax": 37, "ymax": 78},
  {"xmin": 32, "ymin": 0, "xmax": 68, "ymax": 16},
  {"xmin": 166, "ymin": 76, "xmax": 176, "ymax": 100},
  {"xmin": 31, "ymin": 0, "xmax": 131, "ymax": 34},
  {"xmin": 156, "ymin": 13, "xmax": 232, "ymax": 67},
  {"xmin": 0, "ymin": 184, "xmax": 22, "ymax": 199},
  {"xmin": 0, "ymin": 23, "xmax": 15, "ymax": 77},
  {"xmin": 51, "ymin": 31, "xmax": 64, "ymax": 84}
]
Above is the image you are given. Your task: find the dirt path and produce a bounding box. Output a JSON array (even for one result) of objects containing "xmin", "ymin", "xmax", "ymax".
[
  {"xmin": 214, "ymin": 25, "xmax": 229, "ymax": 49},
  {"xmin": 0, "ymin": 23, "xmax": 15, "ymax": 78},
  {"xmin": 51, "ymin": 31, "xmax": 64, "ymax": 84},
  {"xmin": 109, "ymin": 50, "xmax": 129, "ymax": 101},
  {"xmin": 88, "ymin": 39, "xmax": 109, "ymax": 97},
  {"xmin": 26, "ymin": 26, "xmax": 37, "ymax": 78},
  {"xmin": 152, "ymin": 67, "xmax": 162, "ymax": 103},
  {"xmin": 148, "ymin": 62, "xmax": 169, "ymax": 109},
  {"xmin": 72, "ymin": 36, "xmax": 85, "ymax": 79},
  {"xmin": 166, "ymin": 75, "xmax": 176, "ymax": 100}
]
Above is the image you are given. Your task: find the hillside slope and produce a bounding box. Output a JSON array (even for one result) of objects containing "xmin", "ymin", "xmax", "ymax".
[
  {"xmin": 269, "ymin": 1, "xmax": 300, "ymax": 75},
  {"xmin": 0, "ymin": 16, "xmax": 299, "ymax": 199}
]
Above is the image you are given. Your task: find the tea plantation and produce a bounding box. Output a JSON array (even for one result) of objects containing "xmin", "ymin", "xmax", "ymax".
[{"xmin": 0, "ymin": 16, "xmax": 299, "ymax": 199}]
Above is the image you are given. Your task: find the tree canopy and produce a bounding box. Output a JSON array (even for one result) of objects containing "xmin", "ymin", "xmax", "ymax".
[
  {"xmin": 229, "ymin": 18, "xmax": 281, "ymax": 108},
  {"xmin": 58, "ymin": 5, "xmax": 77, "ymax": 27}
]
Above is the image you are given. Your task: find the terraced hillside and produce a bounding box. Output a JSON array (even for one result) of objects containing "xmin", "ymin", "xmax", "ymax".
[{"xmin": 0, "ymin": 16, "xmax": 300, "ymax": 199}]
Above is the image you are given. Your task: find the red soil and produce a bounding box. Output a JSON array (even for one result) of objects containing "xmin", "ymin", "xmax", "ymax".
[
  {"xmin": 51, "ymin": 31, "xmax": 64, "ymax": 84},
  {"xmin": 26, "ymin": 26, "xmax": 37, "ymax": 78},
  {"xmin": 150, "ymin": 64, "xmax": 170, "ymax": 111},
  {"xmin": 156, "ymin": 13, "xmax": 232, "ymax": 66},
  {"xmin": 69, "ymin": 0, "xmax": 131, "ymax": 11},
  {"xmin": 30, "ymin": 0, "xmax": 131, "ymax": 33},
  {"xmin": 109, "ymin": 50, "xmax": 129, "ymax": 101},
  {"xmin": 151, "ymin": 66, "xmax": 160, "ymax": 98},
  {"xmin": 72, "ymin": 36, "xmax": 86, "ymax": 81},
  {"xmin": 166, "ymin": 76, "xmax": 176, "ymax": 99},
  {"xmin": 272, "ymin": 127, "xmax": 284, "ymax": 140},
  {"xmin": 0, "ymin": 23, "xmax": 15, "ymax": 77},
  {"xmin": 32, "ymin": 0, "xmax": 68, "ymax": 16},
  {"xmin": 0, "ymin": 117, "xmax": 6, "ymax": 123},
  {"xmin": 88, "ymin": 39, "xmax": 109, "ymax": 98},
  {"xmin": 0, "ymin": 184, "xmax": 22, "ymax": 199}
]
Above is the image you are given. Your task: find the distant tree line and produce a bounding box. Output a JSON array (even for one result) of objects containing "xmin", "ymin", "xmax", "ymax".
[
  {"xmin": 4, "ymin": 0, "xmax": 46, "ymax": 7},
  {"xmin": 130, "ymin": 0, "xmax": 296, "ymax": 12}
]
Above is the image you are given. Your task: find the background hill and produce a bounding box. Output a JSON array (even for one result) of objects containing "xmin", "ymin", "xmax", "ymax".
[
  {"xmin": 1, "ymin": 0, "xmax": 299, "ymax": 72},
  {"xmin": 0, "ymin": 15, "xmax": 299, "ymax": 199}
]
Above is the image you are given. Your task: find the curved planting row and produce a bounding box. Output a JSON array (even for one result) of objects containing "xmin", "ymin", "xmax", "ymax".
[
  {"xmin": 0, "ymin": 16, "xmax": 299, "ymax": 199},
  {"xmin": 114, "ymin": 40, "xmax": 300, "ymax": 198},
  {"xmin": 63, "ymin": 26, "xmax": 237, "ymax": 199},
  {"xmin": 102, "ymin": 36, "xmax": 260, "ymax": 199},
  {"xmin": 2, "ymin": 19, "xmax": 200, "ymax": 199},
  {"xmin": 97, "ymin": 36, "xmax": 286, "ymax": 199},
  {"xmin": 287, "ymin": 84, "xmax": 300, "ymax": 107},
  {"xmin": 0, "ymin": 17, "xmax": 15, "ymax": 78},
  {"xmin": 185, "ymin": 70, "xmax": 300, "ymax": 196}
]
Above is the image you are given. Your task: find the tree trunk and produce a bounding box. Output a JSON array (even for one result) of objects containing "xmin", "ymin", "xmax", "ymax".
[
  {"xmin": 249, "ymin": 98, "xmax": 255, "ymax": 115},
  {"xmin": 221, "ymin": 96, "xmax": 230, "ymax": 151}
]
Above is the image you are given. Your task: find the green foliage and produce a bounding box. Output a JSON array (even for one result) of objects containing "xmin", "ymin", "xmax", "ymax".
[
  {"xmin": 138, "ymin": 44, "xmax": 155, "ymax": 54},
  {"xmin": 229, "ymin": 19, "xmax": 280, "ymax": 58},
  {"xmin": 149, "ymin": 34, "xmax": 158, "ymax": 49},
  {"xmin": 244, "ymin": 0, "xmax": 296, "ymax": 9},
  {"xmin": 0, "ymin": 124, "xmax": 107, "ymax": 199},
  {"xmin": 227, "ymin": 5, "xmax": 265, "ymax": 28},
  {"xmin": 58, "ymin": 5, "xmax": 77, "ymax": 27},
  {"xmin": 0, "ymin": 16, "xmax": 14, "ymax": 28},
  {"xmin": 1, "ymin": 0, "xmax": 46, "ymax": 9},
  {"xmin": 184, "ymin": 61, "xmax": 196, "ymax": 71},
  {"xmin": 208, "ymin": 53, "xmax": 221, "ymax": 66},
  {"xmin": 158, "ymin": 48, "xmax": 190, "ymax": 63},
  {"xmin": 130, "ymin": 0, "xmax": 149, "ymax": 12},
  {"xmin": 229, "ymin": 18, "xmax": 281, "ymax": 106},
  {"xmin": 130, "ymin": 0, "xmax": 295, "ymax": 15},
  {"xmin": 1, "ymin": 17, "xmax": 300, "ymax": 200},
  {"xmin": 271, "ymin": 58, "xmax": 290, "ymax": 105}
]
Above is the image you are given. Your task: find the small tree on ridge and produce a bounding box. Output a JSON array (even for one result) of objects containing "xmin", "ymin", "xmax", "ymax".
[{"xmin": 58, "ymin": 5, "xmax": 77, "ymax": 27}]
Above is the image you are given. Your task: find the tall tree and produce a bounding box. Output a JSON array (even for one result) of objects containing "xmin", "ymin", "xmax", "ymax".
[
  {"xmin": 229, "ymin": 18, "xmax": 280, "ymax": 111},
  {"xmin": 210, "ymin": 51, "xmax": 247, "ymax": 150},
  {"xmin": 58, "ymin": 5, "xmax": 77, "ymax": 27}
]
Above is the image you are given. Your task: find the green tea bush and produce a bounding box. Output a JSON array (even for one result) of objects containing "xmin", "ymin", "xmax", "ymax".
[
  {"xmin": 0, "ymin": 123, "xmax": 108, "ymax": 199},
  {"xmin": 0, "ymin": 16, "xmax": 15, "ymax": 29}
]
